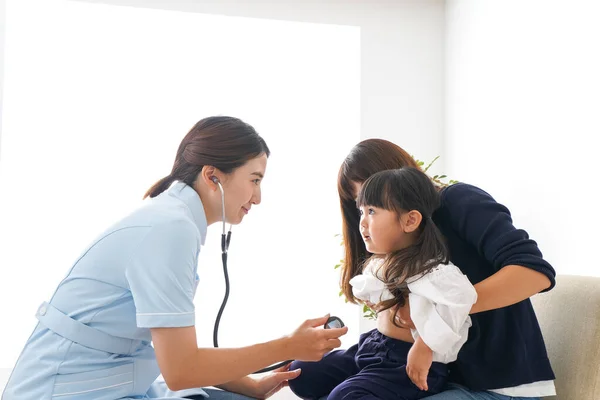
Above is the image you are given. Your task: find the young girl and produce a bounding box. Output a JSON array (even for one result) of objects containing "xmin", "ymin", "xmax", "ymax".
[{"xmin": 288, "ymin": 167, "xmax": 477, "ymax": 400}]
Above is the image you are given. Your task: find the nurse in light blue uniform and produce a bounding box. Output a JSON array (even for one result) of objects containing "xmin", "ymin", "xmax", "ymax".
[{"xmin": 2, "ymin": 116, "xmax": 348, "ymax": 400}]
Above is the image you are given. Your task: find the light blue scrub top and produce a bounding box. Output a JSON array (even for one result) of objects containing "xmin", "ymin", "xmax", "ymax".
[{"xmin": 3, "ymin": 182, "xmax": 211, "ymax": 400}]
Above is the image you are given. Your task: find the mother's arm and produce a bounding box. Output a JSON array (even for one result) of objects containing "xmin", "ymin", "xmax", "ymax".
[
  {"xmin": 470, "ymin": 265, "xmax": 550, "ymax": 314},
  {"xmin": 442, "ymin": 183, "xmax": 555, "ymax": 314},
  {"xmin": 394, "ymin": 268, "xmax": 550, "ymax": 324}
]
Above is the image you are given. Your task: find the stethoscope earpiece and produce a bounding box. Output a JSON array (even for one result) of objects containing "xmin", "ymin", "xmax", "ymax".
[{"xmin": 212, "ymin": 177, "xmax": 228, "ymax": 240}]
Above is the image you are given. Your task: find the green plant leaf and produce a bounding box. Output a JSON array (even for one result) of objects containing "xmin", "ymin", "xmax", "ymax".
[
  {"xmin": 363, "ymin": 309, "xmax": 376, "ymax": 320},
  {"xmin": 424, "ymin": 156, "xmax": 440, "ymax": 172}
]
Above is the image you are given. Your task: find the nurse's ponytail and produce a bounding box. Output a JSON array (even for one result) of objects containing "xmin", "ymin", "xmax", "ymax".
[
  {"xmin": 144, "ymin": 174, "xmax": 176, "ymax": 199},
  {"xmin": 144, "ymin": 116, "xmax": 270, "ymax": 199}
]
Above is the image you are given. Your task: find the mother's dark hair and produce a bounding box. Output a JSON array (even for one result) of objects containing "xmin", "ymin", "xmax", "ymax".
[{"xmin": 337, "ymin": 138, "xmax": 420, "ymax": 303}]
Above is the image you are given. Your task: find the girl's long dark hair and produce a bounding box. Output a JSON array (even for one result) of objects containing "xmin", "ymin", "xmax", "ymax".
[
  {"xmin": 357, "ymin": 167, "xmax": 449, "ymax": 326},
  {"xmin": 337, "ymin": 139, "xmax": 420, "ymax": 303}
]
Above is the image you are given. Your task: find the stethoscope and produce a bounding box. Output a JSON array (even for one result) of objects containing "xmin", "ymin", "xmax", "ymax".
[{"xmin": 210, "ymin": 176, "xmax": 344, "ymax": 374}]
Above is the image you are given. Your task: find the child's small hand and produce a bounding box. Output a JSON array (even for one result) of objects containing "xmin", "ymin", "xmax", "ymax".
[
  {"xmin": 406, "ymin": 336, "xmax": 433, "ymax": 391},
  {"xmin": 395, "ymin": 300, "xmax": 415, "ymax": 329}
]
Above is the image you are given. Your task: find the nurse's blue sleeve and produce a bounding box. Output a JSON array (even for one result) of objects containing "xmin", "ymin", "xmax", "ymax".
[{"xmin": 126, "ymin": 219, "xmax": 200, "ymax": 328}]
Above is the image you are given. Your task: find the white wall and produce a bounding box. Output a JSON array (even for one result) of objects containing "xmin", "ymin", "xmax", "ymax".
[
  {"xmin": 0, "ymin": 0, "xmax": 362, "ymax": 364},
  {"xmin": 74, "ymin": 0, "xmax": 447, "ymax": 170},
  {"xmin": 0, "ymin": 0, "xmax": 5, "ymax": 160},
  {"xmin": 87, "ymin": 0, "xmax": 445, "ymax": 339},
  {"xmin": 0, "ymin": 2, "xmax": 444, "ymax": 398},
  {"xmin": 6, "ymin": 0, "xmax": 593, "ymax": 397},
  {"xmin": 0, "ymin": 0, "xmax": 445, "ymax": 344},
  {"xmin": 445, "ymin": 0, "xmax": 599, "ymax": 278}
]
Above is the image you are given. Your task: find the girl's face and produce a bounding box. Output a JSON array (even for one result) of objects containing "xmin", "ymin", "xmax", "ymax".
[
  {"xmin": 354, "ymin": 181, "xmax": 423, "ymax": 254},
  {"xmin": 359, "ymin": 205, "xmax": 422, "ymax": 254},
  {"xmin": 220, "ymin": 154, "xmax": 267, "ymax": 225},
  {"xmin": 359, "ymin": 205, "xmax": 406, "ymax": 254}
]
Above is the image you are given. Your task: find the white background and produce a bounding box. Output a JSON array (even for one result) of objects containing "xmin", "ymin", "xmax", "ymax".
[
  {"xmin": 0, "ymin": 0, "xmax": 361, "ymax": 368},
  {"xmin": 445, "ymin": 0, "xmax": 599, "ymax": 279},
  {"xmin": 2, "ymin": 0, "xmax": 596, "ymax": 398}
]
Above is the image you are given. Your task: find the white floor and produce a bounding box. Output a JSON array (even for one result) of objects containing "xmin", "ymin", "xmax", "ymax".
[{"xmin": 270, "ymin": 387, "xmax": 297, "ymax": 400}]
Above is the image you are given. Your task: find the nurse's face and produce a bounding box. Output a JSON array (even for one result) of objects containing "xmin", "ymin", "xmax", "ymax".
[{"xmin": 222, "ymin": 154, "xmax": 267, "ymax": 225}]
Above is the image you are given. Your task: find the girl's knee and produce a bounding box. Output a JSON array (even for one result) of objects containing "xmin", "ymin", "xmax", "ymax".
[
  {"xmin": 289, "ymin": 360, "xmax": 305, "ymax": 371},
  {"xmin": 287, "ymin": 353, "xmax": 356, "ymax": 400},
  {"xmin": 287, "ymin": 361, "xmax": 323, "ymax": 399},
  {"xmin": 327, "ymin": 381, "xmax": 369, "ymax": 400}
]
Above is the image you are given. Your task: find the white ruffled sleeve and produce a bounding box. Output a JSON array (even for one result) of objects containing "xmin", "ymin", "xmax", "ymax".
[
  {"xmin": 408, "ymin": 263, "xmax": 477, "ymax": 363},
  {"xmin": 349, "ymin": 257, "xmax": 394, "ymax": 304},
  {"xmin": 349, "ymin": 274, "xmax": 394, "ymax": 304}
]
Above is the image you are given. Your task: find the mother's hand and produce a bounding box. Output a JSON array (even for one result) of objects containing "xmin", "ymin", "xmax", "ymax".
[
  {"xmin": 394, "ymin": 301, "xmax": 415, "ymax": 329},
  {"xmin": 364, "ymin": 300, "xmax": 378, "ymax": 310}
]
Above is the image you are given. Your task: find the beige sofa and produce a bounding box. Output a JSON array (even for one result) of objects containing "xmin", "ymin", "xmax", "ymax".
[{"xmin": 531, "ymin": 274, "xmax": 600, "ymax": 400}]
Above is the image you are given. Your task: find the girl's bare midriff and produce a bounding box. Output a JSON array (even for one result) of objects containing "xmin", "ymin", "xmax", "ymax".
[{"xmin": 376, "ymin": 308, "xmax": 414, "ymax": 343}]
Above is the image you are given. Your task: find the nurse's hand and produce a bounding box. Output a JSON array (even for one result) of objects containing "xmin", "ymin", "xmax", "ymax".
[
  {"xmin": 287, "ymin": 314, "xmax": 348, "ymax": 361},
  {"xmin": 395, "ymin": 301, "xmax": 415, "ymax": 329},
  {"xmin": 249, "ymin": 363, "xmax": 301, "ymax": 399}
]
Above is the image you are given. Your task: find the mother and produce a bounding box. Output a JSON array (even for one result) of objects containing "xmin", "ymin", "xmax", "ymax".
[{"xmin": 290, "ymin": 138, "xmax": 556, "ymax": 400}]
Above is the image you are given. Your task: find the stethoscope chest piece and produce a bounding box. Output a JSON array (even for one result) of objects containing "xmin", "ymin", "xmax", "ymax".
[{"xmin": 325, "ymin": 316, "xmax": 345, "ymax": 329}]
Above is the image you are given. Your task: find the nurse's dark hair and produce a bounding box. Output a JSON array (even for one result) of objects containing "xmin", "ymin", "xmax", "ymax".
[
  {"xmin": 144, "ymin": 116, "xmax": 270, "ymax": 199},
  {"xmin": 356, "ymin": 167, "xmax": 449, "ymax": 327},
  {"xmin": 338, "ymin": 138, "xmax": 421, "ymax": 304}
]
